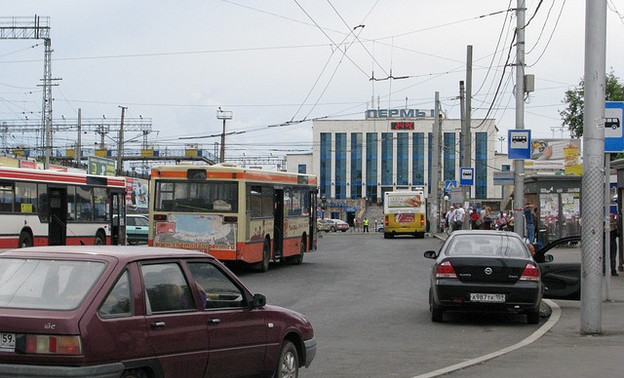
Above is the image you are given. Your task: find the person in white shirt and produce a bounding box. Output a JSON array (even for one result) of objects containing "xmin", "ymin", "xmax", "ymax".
[
  {"xmin": 452, "ymin": 204, "xmax": 465, "ymax": 231},
  {"xmin": 445, "ymin": 209, "xmax": 454, "ymax": 234}
]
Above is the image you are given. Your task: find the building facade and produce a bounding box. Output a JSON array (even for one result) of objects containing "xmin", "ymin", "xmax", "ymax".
[{"xmin": 307, "ymin": 109, "xmax": 498, "ymax": 203}]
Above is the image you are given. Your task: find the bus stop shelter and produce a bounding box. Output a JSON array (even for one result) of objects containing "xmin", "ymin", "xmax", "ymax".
[{"xmin": 524, "ymin": 175, "xmax": 582, "ymax": 245}]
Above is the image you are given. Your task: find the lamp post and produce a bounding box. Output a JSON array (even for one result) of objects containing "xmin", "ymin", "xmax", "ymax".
[
  {"xmin": 117, "ymin": 106, "xmax": 127, "ymax": 176},
  {"xmin": 216, "ymin": 108, "xmax": 233, "ymax": 163}
]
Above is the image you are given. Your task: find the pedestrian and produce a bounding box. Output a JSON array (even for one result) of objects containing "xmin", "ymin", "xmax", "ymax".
[
  {"xmin": 374, "ymin": 219, "xmax": 378, "ymax": 232},
  {"xmin": 609, "ymin": 213, "xmax": 619, "ymax": 276},
  {"xmin": 355, "ymin": 218, "xmax": 360, "ymax": 232},
  {"xmin": 363, "ymin": 217, "xmax": 369, "ymax": 232},
  {"xmin": 452, "ymin": 204, "xmax": 465, "ymax": 231},
  {"xmin": 619, "ymin": 212, "xmax": 624, "ymax": 272},
  {"xmin": 445, "ymin": 208, "xmax": 454, "ymax": 234},
  {"xmin": 524, "ymin": 203, "xmax": 535, "ymax": 243},
  {"xmin": 470, "ymin": 207, "xmax": 480, "ymax": 229},
  {"xmin": 479, "ymin": 206, "xmax": 490, "ymax": 230}
]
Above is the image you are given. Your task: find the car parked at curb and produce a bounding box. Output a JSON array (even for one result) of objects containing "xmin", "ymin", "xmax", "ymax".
[
  {"xmin": 0, "ymin": 246, "xmax": 316, "ymax": 378},
  {"xmin": 317, "ymin": 218, "xmax": 335, "ymax": 232},
  {"xmin": 329, "ymin": 219, "xmax": 349, "ymax": 232},
  {"xmin": 424, "ymin": 231, "xmax": 582, "ymax": 324}
]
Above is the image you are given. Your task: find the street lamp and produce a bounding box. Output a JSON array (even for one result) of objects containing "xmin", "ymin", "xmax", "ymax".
[{"xmin": 216, "ymin": 107, "xmax": 233, "ymax": 163}]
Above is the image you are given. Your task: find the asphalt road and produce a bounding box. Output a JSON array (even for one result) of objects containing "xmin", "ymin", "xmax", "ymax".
[{"xmin": 235, "ymin": 232, "xmax": 547, "ymax": 378}]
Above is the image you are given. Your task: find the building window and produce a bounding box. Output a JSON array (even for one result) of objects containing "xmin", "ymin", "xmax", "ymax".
[
  {"xmin": 412, "ymin": 132, "xmax": 424, "ymax": 185},
  {"xmin": 397, "ymin": 132, "xmax": 408, "ymax": 186},
  {"xmin": 350, "ymin": 133, "xmax": 362, "ymax": 199},
  {"xmin": 366, "ymin": 133, "xmax": 378, "ymax": 202},
  {"xmin": 476, "ymin": 132, "xmax": 488, "ymax": 199},
  {"xmin": 298, "ymin": 164, "xmax": 306, "ymax": 174},
  {"xmin": 335, "ymin": 133, "xmax": 346, "ymax": 199},
  {"xmin": 443, "ymin": 132, "xmax": 456, "ymax": 181},
  {"xmin": 381, "ymin": 132, "xmax": 393, "ymax": 186},
  {"xmin": 320, "ymin": 133, "xmax": 331, "ymax": 199}
]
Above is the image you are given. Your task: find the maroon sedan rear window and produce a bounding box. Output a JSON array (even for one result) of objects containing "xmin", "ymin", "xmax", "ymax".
[{"xmin": 0, "ymin": 258, "xmax": 106, "ymax": 310}]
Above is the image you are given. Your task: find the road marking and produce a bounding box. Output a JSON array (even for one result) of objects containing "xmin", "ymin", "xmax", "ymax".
[{"xmin": 412, "ymin": 299, "xmax": 561, "ymax": 378}]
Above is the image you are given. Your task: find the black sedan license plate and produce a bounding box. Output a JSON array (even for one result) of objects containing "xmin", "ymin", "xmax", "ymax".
[{"xmin": 470, "ymin": 293, "xmax": 505, "ymax": 303}]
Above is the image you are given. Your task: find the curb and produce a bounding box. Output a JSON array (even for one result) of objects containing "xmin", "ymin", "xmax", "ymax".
[{"xmin": 412, "ymin": 299, "xmax": 560, "ymax": 377}]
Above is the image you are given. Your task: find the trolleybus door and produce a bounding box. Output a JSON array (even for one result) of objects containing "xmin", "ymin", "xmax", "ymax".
[
  {"xmin": 109, "ymin": 190, "xmax": 126, "ymax": 245},
  {"xmin": 273, "ymin": 189, "xmax": 284, "ymax": 259},
  {"xmin": 48, "ymin": 187, "xmax": 67, "ymax": 246},
  {"xmin": 309, "ymin": 190, "xmax": 317, "ymax": 250}
]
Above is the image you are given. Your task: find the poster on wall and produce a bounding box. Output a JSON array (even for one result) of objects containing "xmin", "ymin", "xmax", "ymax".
[
  {"xmin": 126, "ymin": 177, "xmax": 149, "ymax": 212},
  {"xmin": 524, "ymin": 139, "xmax": 582, "ymax": 175}
]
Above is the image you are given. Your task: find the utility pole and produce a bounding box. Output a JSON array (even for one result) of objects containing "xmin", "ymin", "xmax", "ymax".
[
  {"xmin": 462, "ymin": 45, "xmax": 473, "ymax": 230},
  {"xmin": 217, "ymin": 108, "xmax": 233, "ymax": 163},
  {"xmin": 513, "ymin": 1, "xmax": 526, "ymax": 238},
  {"xmin": 581, "ymin": 0, "xmax": 607, "ymax": 335},
  {"xmin": 431, "ymin": 92, "xmax": 441, "ymax": 233},
  {"xmin": 117, "ymin": 106, "xmax": 127, "ymax": 176},
  {"xmin": 459, "ymin": 80, "xmax": 467, "ymax": 228},
  {"xmin": 76, "ymin": 108, "xmax": 82, "ymax": 167}
]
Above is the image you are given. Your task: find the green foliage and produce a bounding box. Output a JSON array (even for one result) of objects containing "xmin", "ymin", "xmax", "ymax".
[{"xmin": 560, "ymin": 71, "xmax": 624, "ymax": 138}]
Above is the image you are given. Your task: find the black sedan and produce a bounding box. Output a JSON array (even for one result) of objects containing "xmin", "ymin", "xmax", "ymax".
[{"xmin": 424, "ymin": 230, "xmax": 542, "ymax": 324}]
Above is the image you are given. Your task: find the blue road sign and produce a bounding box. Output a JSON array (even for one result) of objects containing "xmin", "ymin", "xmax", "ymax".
[
  {"xmin": 460, "ymin": 167, "xmax": 474, "ymax": 186},
  {"xmin": 508, "ymin": 129, "xmax": 531, "ymax": 159},
  {"xmin": 605, "ymin": 101, "xmax": 624, "ymax": 153},
  {"xmin": 444, "ymin": 180, "xmax": 458, "ymax": 191}
]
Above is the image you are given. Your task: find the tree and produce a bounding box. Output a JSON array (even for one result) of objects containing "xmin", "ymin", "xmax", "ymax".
[{"xmin": 560, "ymin": 71, "xmax": 624, "ymax": 138}]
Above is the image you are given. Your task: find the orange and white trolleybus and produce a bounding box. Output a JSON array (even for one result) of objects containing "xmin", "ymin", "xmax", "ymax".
[
  {"xmin": 149, "ymin": 164, "xmax": 318, "ymax": 271},
  {"xmin": 0, "ymin": 166, "xmax": 127, "ymax": 248}
]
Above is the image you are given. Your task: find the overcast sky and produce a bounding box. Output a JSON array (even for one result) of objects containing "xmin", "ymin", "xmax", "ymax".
[{"xmin": 1, "ymin": 1, "xmax": 623, "ymax": 166}]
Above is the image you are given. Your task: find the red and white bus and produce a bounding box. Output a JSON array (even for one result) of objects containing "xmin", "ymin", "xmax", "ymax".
[
  {"xmin": 148, "ymin": 164, "xmax": 318, "ymax": 271},
  {"xmin": 0, "ymin": 166, "xmax": 127, "ymax": 248}
]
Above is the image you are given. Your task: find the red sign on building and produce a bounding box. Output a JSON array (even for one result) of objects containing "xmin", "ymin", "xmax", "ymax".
[{"xmin": 391, "ymin": 122, "xmax": 415, "ymax": 130}]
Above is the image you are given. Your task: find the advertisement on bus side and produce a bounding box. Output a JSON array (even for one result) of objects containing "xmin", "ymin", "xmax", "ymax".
[{"xmin": 153, "ymin": 214, "xmax": 236, "ymax": 252}]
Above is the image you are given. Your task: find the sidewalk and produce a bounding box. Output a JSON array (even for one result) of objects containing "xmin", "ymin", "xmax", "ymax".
[{"xmin": 429, "ymin": 232, "xmax": 624, "ymax": 377}]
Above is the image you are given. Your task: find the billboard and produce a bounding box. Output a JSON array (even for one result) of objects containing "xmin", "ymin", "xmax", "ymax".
[
  {"xmin": 126, "ymin": 177, "xmax": 149, "ymax": 211},
  {"xmin": 524, "ymin": 139, "xmax": 582, "ymax": 175}
]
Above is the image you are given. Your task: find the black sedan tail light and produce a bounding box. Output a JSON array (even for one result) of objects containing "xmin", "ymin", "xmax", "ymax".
[
  {"xmin": 519, "ymin": 262, "xmax": 540, "ymax": 282},
  {"xmin": 435, "ymin": 261, "xmax": 457, "ymax": 279}
]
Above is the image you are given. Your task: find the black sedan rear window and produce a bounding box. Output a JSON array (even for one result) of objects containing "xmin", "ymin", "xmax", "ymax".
[{"xmin": 446, "ymin": 235, "xmax": 529, "ymax": 258}]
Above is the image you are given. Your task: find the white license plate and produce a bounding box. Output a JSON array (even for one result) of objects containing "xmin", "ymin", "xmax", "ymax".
[
  {"xmin": 1, "ymin": 332, "xmax": 16, "ymax": 352},
  {"xmin": 470, "ymin": 293, "xmax": 505, "ymax": 303}
]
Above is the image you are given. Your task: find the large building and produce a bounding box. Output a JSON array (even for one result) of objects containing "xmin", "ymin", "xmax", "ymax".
[{"xmin": 290, "ymin": 108, "xmax": 499, "ymax": 205}]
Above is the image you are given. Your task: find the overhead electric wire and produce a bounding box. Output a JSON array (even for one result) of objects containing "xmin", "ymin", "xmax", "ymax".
[
  {"xmin": 527, "ymin": 0, "xmax": 567, "ymax": 67},
  {"xmin": 525, "ymin": 0, "xmax": 556, "ymax": 55},
  {"xmin": 473, "ymin": 30, "xmax": 517, "ymax": 129},
  {"xmin": 325, "ymin": 0, "xmax": 389, "ymax": 78},
  {"xmin": 609, "ymin": 0, "xmax": 624, "ymax": 27},
  {"xmin": 473, "ymin": 0, "xmax": 514, "ymax": 98},
  {"xmin": 292, "ymin": 0, "xmax": 370, "ymax": 78}
]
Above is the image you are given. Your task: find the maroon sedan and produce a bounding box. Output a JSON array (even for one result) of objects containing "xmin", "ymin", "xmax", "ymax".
[{"xmin": 0, "ymin": 246, "xmax": 316, "ymax": 378}]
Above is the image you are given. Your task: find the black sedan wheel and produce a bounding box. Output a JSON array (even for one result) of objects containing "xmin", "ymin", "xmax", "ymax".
[
  {"xmin": 431, "ymin": 307, "xmax": 443, "ymax": 322},
  {"xmin": 429, "ymin": 288, "xmax": 444, "ymax": 322},
  {"xmin": 526, "ymin": 309, "xmax": 539, "ymax": 324}
]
